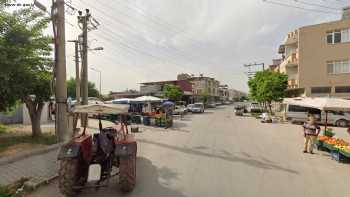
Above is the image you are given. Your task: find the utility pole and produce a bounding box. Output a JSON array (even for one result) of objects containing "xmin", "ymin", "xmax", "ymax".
[
  {"xmin": 78, "ymin": 9, "xmax": 90, "ymax": 127},
  {"xmin": 68, "ymin": 40, "xmax": 80, "ymax": 103},
  {"xmin": 55, "ymin": 0, "xmax": 68, "ymax": 141},
  {"xmin": 90, "ymin": 67, "xmax": 102, "ymax": 98}
]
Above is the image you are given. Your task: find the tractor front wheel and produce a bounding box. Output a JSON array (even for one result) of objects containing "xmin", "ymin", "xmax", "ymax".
[
  {"xmin": 58, "ymin": 158, "xmax": 88, "ymax": 197},
  {"xmin": 119, "ymin": 155, "xmax": 136, "ymax": 192}
]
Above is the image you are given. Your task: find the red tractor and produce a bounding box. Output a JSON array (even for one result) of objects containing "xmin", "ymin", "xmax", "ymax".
[{"xmin": 57, "ymin": 104, "xmax": 137, "ymax": 196}]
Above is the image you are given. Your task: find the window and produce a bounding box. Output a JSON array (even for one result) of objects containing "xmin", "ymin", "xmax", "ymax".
[
  {"xmin": 327, "ymin": 33, "xmax": 333, "ymax": 44},
  {"xmin": 335, "ymin": 86, "xmax": 350, "ymax": 93},
  {"xmin": 311, "ymin": 87, "xmax": 331, "ymax": 94},
  {"xmin": 327, "ymin": 60, "xmax": 350, "ymax": 74},
  {"xmin": 288, "ymin": 105, "xmax": 308, "ymax": 112},
  {"xmin": 341, "ymin": 29, "xmax": 350, "ymax": 42},
  {"xmin": 327, "ymin": 28, "xmax": 350, "ymax": 44},
  {"xmin": 334, "ymin": 31, "xmax": 341, "ymax": 43}
]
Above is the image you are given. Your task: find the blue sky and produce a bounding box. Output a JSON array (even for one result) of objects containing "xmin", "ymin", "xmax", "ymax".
[{"xmin": 7, "ymin": 0, "xmax": 348, "ymax": 93}]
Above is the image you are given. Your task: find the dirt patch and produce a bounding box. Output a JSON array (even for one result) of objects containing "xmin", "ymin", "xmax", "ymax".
[{"xmin": 0, "ymin": 143, "xmax": 47, "ymax": 158}]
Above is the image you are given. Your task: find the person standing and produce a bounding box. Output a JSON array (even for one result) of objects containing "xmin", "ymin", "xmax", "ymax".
[{"xmin": 303, "ymin": 115, "xmax": 321, "ymax": 154}]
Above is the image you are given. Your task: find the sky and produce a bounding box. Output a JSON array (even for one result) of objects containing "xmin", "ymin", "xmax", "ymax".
[{"xmin": 6, "ymin": 0, "xmax": 349, "ymax": 94}]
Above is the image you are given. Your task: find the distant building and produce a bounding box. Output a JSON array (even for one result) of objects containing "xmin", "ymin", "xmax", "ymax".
[
  {"xmin": 140, "ymin": 80, "xmax": 193, "ymax": 103},
  {"xmin": 109, "ymin": 90, "xmax": 142, "ymax": 99},
  {"xmin": 268, "ymin": 59, "xmax": 282, "ymax": 71},
  {"xmin": 277, "ymin": 8, "xmax": 350, "ymax": 98},
  {"xmin": 177, "ymin": 74, "xmax": 221, "ymax": 102}
]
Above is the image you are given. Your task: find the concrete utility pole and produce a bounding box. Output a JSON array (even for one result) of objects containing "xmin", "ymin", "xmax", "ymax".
[
  {"xmin": 55, "ymin": 0, "xmax": 68, "ymax": 141},
  {"xmin": 90, "ymin": 67, "xmax": 102, "ymax": 98},
  {"xmin": 78, "ymin": 9, "xmax": 90, "ymax": 127},
  {"xmin": 68, "ymin": 40, "xmax": 80, "ymax": 104}
]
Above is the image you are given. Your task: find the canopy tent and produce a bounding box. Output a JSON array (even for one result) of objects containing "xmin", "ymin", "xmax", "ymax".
[
  {"xmin": 131, "ymin": 96, "xmax": 163, "ymax": 103},
  {"xmin": 111, "ymin": 98, "xmax": 135, "ymax": 104},
  {"xmin": 283, "ymin": 97, "xmax": 350, "ymax": 112},
  {"xmin": 73, "ymin": 104, "xmax": 129, "ymax": 114},
  {"xmin": 283, "ymin": 97, "xmax": 350, "ymax": 130},
  {"xmin": 162, "ymin": 101, "xmax": 175, "ymax": 106}
]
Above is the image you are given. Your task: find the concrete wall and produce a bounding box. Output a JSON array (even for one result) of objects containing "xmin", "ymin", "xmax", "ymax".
[
  {"xmin": 0, "ymin": 105, "xmax": 23, "ymax": 124},
  {"xmin": 297, "ymin": 19, "xmax": 350, "ymax": 98},
  {"xmin": 23, "ymin": 102, "xmax": 51, "ymax": 125}
]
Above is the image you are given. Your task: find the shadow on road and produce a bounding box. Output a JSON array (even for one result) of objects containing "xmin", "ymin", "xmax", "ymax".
[
  {"xmin": 139, "ymin": 139, "xmax": 299, "ymax": 175},
  {"xmin": 79, "ymin": 157, "xmax": 188, "ymax": 197}
]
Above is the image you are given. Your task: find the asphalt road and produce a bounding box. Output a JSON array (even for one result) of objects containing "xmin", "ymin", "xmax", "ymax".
[{"xmin": 29, "ymin": 106, "xmax": 350, "ymax": 197}]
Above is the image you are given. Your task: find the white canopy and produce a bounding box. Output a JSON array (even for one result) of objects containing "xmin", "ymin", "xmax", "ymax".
[
  {"xmin": 73, "ymin": 104, "xmax": 129, "ymax": 114},
  {"xmin": 131, "ymin": 96, "xmax": 162, "ymax": 103},
  {"xmin": 112, "ymin": 98, "xmax": 135, "ymax": 104},
  {"xmin": 283, "ymin": 97, "xmax": 350, "ymax": 112}
]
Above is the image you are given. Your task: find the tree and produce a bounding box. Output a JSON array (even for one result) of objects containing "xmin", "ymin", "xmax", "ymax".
[
  {"xmin": 0, "ymin": 9, "xmax": 52, "ymax": 137},
  {"xmin": 200, "ymin": 90, "xmax": 210, "ymax": 104},
  {"xmin": 66, "ymin": 78, "xmax": 99, "ymax": 99},
  {"xmin": 163, "ymin": 84, "xmax": 183, "ymax": 101},
  {"xmin": 248, "ymin": 70, "xmax": 288, "ymax": 112}
]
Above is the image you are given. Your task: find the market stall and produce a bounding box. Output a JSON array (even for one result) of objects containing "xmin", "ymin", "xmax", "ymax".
[
  {"xmin": 129, "ymin": 96, "xmax": 173, "ymax": 128},
  {"xmin": 284, "ymin": 97, "xmax": 350, "ymax": 162}
]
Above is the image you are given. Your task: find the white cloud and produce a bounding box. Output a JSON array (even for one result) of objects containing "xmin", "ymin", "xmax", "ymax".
[{"xmin": 30, "ymin": 0, "xmax": 344, "ymax": 93}]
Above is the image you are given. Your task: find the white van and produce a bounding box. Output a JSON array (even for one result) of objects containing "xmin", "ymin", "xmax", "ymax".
[{"xmin": 284, "ymin": 104, "xmax": 350, "ymax": 127}]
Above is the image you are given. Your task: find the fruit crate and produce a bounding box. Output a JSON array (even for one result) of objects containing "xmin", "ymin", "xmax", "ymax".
[
  {"xmin": 323, "ymin": 142, "xmax": 337, "ymax": 152},
  {"xmin": 339, "ymin": 149, "xmax": 350, "ymax": 160},
  {"xmin": 332, "ymin": 150, "xmax": 350, "ymax": 163},
  {"xmin": 315, "ymin": 140, "xmax": 328, "ymax": 151}
]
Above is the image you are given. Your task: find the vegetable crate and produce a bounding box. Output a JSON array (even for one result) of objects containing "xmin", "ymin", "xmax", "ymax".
[{"xmin": 331, "ymin": 150, "xmax": 350, "ymax": 163}]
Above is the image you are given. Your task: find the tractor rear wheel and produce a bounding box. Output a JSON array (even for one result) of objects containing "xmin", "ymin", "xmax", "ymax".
[
  {"xmin": 119, "ymin": 155, "xmax": 136, "ymax": 192},
  {"xmin": 58, "ymin": 158, "xmax": 88, "ymax": 197}
]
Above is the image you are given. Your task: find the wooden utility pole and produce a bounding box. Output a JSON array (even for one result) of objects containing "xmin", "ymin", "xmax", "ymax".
[{"xmin": 55, "ymin": 0, "xmax": 68, "ymax": 141}]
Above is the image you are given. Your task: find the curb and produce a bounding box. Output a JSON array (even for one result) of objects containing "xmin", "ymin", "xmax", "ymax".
[
  {"xmin": 24, "ymin": 174, "xmax": 58, "ymax": 190},
  {"xmin": 0, "ymin": 143, "xmax": 62, "ymax": 166}
]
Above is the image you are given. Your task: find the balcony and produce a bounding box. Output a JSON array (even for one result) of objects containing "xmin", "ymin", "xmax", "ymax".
[
  {"xmin": 288, "ymin": 79, "xmax": 298, "ymax": 89},
  {"xmin": 284, "ymin": 30, "xmax": 298, "ymax": 46},
  {"xmin": 279, "ymin": 53, "xmax": 298, "ymax": 73}
]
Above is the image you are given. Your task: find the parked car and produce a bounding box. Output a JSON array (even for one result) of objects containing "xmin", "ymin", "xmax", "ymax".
[
  {"xmin": 207, "ymin": 103, "xmax": 217, "ymax": 108},
  {"xmin": 188, "ymin": 103, "xmax": 204, "ymax": 113},
  {"xmin": 216, "ymin": 102, "xmax": 223, "ymax": 106},
  {"xmin": 223, "ymin": 101, "xmax": 232, "ymax": 105},
  {"xmin": 247, "ymin": 102, "xmax": 263, "ymax": 113},
  {"xmin": 234, "ymin": 105, "xmax": 244, "ymax": 116},
  {"xmin": 283, "ymin": 104, "xmax": 350, "ymax": 127},
  {"xmin": 174, "ymin": 105, "xmax": 187, "ymax": 115}
]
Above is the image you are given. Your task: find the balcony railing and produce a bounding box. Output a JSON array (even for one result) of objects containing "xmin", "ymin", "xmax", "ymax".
[
  {"xmin": 288, "ymin": 79, "xmax": 298, "ymax": 89},
  {"xmin": 279, "ymin": 53, "xmax": 298, "ymax": 73}
]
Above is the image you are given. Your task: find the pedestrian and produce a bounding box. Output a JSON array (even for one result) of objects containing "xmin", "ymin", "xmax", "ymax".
[{"xmin": 302, "ymin": 114, "xmax": 321, "ymax": 154}]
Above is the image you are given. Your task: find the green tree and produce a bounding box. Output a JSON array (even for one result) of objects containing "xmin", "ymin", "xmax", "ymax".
[
  {"xmin": 66, "ymin": 78, "xmax": 99, "ymax": 99},
  {"xmin": 0, "ymin": 9, "xmax": 52, "ymax": 137},
  {"xmin": 248, "ymin": 70, "xmax": 288, "ymax": 112},
  {"xmin": 200, "ymin": 90, "xmax": 210, "ymax": 104},
  {"xmin": 163, "ymin": 84, "xmax": 183, "ymax": 101}
]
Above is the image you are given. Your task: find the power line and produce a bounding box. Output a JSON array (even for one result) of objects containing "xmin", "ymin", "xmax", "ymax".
[
  {"xmin": 287, "ymin": 0, "xmax": 341, "ymax": 11},
  {"xmin": 263, "ymin": 0, "xmax": 342, "ymax": 14},
  {"xmin": 75, "ymin": 0, "xmax": 209, "ymax": 64},
  {"xmin": 71, "ymin": 0, "xmax": 206, "ymax": 68}
]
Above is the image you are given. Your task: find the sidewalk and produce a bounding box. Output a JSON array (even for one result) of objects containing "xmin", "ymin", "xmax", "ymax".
[{"xmin": 0, "ymin": 147, "xmax": 59, "ymax": 187}]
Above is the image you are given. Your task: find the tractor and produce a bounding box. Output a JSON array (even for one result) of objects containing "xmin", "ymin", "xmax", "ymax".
[{"xmin": 57, "ymin": 104, "xmax": 137, "ymax": 196}]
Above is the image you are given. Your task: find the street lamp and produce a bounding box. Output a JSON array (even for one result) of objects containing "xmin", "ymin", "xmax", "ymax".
[
  {"xmin": 89, "ymin": 67, "xmax": 102, "ymax": 98},
  {"xmin": 89, "ymin": 47, "xmax": 104, "ymax": 51}
]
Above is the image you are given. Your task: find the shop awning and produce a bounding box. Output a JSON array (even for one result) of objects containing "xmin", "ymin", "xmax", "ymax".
[{"xmin": 283, "ymin": 97, "xmax": 350, "ymax": 112}]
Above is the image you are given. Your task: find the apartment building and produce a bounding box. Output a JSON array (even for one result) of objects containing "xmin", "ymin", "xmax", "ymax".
[
  {"xmin": 177, "ymin": 74, "xmax": 220, "ymax": 102},
  {"xmin": 278, "ymin": 8, "xmax": 350, "ymax": 98}
]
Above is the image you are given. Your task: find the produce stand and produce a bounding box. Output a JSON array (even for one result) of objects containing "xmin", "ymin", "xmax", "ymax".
[{"xmin": 323, "ymin": 142, "xmax": 337, "ymax": 152}]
